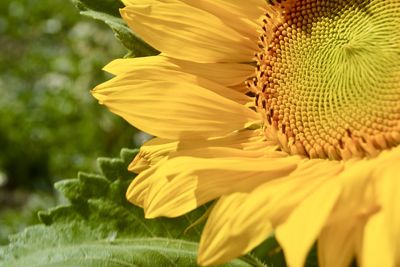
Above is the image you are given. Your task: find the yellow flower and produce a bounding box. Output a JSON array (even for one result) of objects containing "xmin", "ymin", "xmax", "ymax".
[{"xmin": 92, "ymin": 1, "xmax": 400, "ymax": 266}]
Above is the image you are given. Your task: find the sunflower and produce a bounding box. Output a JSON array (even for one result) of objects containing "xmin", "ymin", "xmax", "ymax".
[{"xmin": 92, "ymin": 0, "xmax": 400, "ymax": 266}]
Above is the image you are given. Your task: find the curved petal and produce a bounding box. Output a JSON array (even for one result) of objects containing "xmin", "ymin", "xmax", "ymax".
[
  {"xmin": 362, "ymin": 160, "xmax": 400, "ymax": 267},
  {"xmin": 128, "ymin": 129, "xmax": 278, "ymax": 174},
  {"xmin": 92, "ymin": 70, "xmax": 258, "ymax": 140},
  {"xmin": 120, "ymin": 0, "xmax": 257, "ymax": 63},
  {"xmin": 104, "ymin": 55, "xmax": 254, "ymax": 87},
  {"xmin": 318, "ymin": 148, "xmax": 400, "ymax": 267},
  {"xmin": 197, "ymin": 160, "xmax": 343, "ymax": 266},
  {"xmin": 198, "ymin": 192, "xmax": 261, "ymax": 266},
  {"xmin": 128, "ymin": 137, "xmax": 177, "ymax": 173},
  {"xmin": 317, "ymin": 160, "xmax": 376, "ymax": 267},
  {"xmin": 128, "ymin": 155, "xmax": 299, "ymax": 218},
  {"xmin": 100, "ymin": 57, "xmax": 252, "ymax": 104},
  {"xmin": 125, "ymin": 159, "xmax": 163, "ymax": 207},
  {"xmin": 179, "ymin": 0, "xmax": 265, "ymax": 40},
  {"xmin": 318, "ymin": 222, "xmax": 360, "ymax": 267},
  {"xmin": 172, "ymin": 129, "xmax": 280, "ymax": 158},
  {"xmin": 276, "ymin": 179, "xmax": 341, "ymax": 267}
]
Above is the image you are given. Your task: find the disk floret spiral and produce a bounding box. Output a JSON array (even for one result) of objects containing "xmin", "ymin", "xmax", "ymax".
[{"xmin": 249, "ymin": 0, "xmax": 400, "ymax": 160}]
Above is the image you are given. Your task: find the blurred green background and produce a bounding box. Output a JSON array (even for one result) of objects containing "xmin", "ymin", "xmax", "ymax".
[{"xmin": 0, "ymin": 0, "xmax": 142, "ymax": 244}]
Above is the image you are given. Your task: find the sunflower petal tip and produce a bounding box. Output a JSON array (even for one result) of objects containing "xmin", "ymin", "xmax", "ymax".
[
  {"xmin": 144, "ymin": 202, "xmax": 173, "ymax": 219},
  {"xmin": 119, "ymin": 7, "xmax": 126, "ymax": 15},
  {"xmin": 90, "ymin": 91, "xmax": 105, "ymax": 105},
  {"xmin": 196, "ymin": 252, "xmax": 211, "ymax": 267},
  {"xmin": 125, "ymin": 192, "xmax": 135, "ymax": 205},
  {"xmin": 196, "ymin": 258, "xmax": 206, "ymax": 267},
  {"xmin": 196, "ymin": 250, "xmax": 227, "ymax": 267},
  {"xmin": 128, "ymin": 157, "xmax": 146, "ymax": 173},
  {"xmin": 125, "ymin": 183, "xmax": 140, "ymax": 204},
  {"xmin": 143, "ymin": 212, "xmax": 157, "ymax": 219},
  {"xmin": 143, "ymin": 200, "xmax": 162, "ymax": 219},
  {"xmin": 144, "ymin": 201, "xmax": 171, "ymax": 219}
]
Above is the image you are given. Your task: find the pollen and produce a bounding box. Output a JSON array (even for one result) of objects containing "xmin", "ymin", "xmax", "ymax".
[{"xmin": 248, "ymin": 0, "xmax": 400, "ymax": 160}]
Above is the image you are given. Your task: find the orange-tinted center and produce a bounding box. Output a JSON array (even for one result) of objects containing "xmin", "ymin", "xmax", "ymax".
[{"xmin": 247, "ymin": 0, "xmax": 400, "ymax": 160}]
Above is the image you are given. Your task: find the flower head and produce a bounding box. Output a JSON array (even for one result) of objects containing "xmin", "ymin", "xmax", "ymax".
[{"xmin": 92, "ymin": 1, "xmax": 400, "ymax": 266}]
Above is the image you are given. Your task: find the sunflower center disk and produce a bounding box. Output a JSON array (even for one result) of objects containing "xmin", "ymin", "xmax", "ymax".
[{"xmin": 250, "ymin": 0, "xmax": 400, "ymax": 160}]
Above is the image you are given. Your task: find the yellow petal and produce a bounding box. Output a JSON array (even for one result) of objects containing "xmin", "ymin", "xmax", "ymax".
[
  {"xmin": 317, "ymin": 167, "xmax": 373, "ymax": 267},
  {"xmin": 179, "ymin": 0, "xmax": 265, "ymax": 40},
  {"xmin": 177, "ymin": 129, "xmax": 274, "ymax": 152},
  {"xmin": 318, "ymin": 222, "xmax": 359, "ymax": 267},
  {"xmin": 134, "ymin": 155, "xmax": 298, "ymax": 218},
  {"xmin": 128, "ymin": 129, "xmax": 272, "ymax": 173},
  {"xmin": 125, "ymin": 160, "xmax": 163, "ymax": 207},
  {"xmin": 197, "ymin": 160, "xmax": 343, "ymax": 266},
  {"xmin": 92, "ymin": 71, "xmax": 258, "ymax": 140},
  {"xmin": 197, "ymin": 192, "xmax": 264, "ymax": 266},
  {"xmin": 104, "ymin": 55, "xmax": 254, "ymax": 87},
  {"xmin": 102, "ymin": 57, "xmax": 252, "ymax": 104},
  {"xmin": 276, "ymin": 179, "xmax": 341, "ymax": 267},
  {"xmin": 362, "ymin": 163, "xmax": 400, "ymax": 267},
  {"xmin": 120, "ymin": 1, "xmax": 256, "ymax": 63},
  {"xmin": 326, "ymin": 160, "xmax": 379, "ymax": 228},
  {"xmin": 316, "ymin": 148, "xmax": 400, "ymax": 267},
  {"xmin": 128, "ymin": 137, "xmax": 177, "ymax": 173}
]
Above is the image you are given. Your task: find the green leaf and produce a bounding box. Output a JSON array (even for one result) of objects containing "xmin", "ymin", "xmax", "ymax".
[
  {"xmin": 4, "ymin": 237, "xmax": 201, "ymax": 267},
  {"xmin": 71, "ymin": 0, "xmax": 159, "ymax": 57},
  {"xmin": 2, "ymin": 233, "xmax": 251, "ymax": 267},
  {"xmin": 0, "ymin": 149, "xmax": 255, "ymax": 267},
  {"xmin": 251, "ymin": 235, "xmax": 320, "ymax": 267},
  {"xmin": 252, "ymin": 235, "xmax": 287, "ymax": 267}
]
